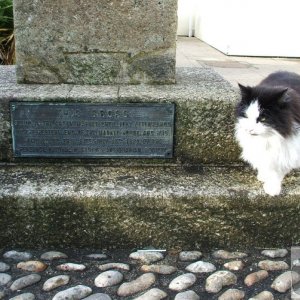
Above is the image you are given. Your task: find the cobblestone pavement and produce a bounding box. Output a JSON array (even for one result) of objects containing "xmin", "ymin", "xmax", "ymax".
[{"xmin": 0, "ymin": 247, "xmax": 298, "ymax": 300}]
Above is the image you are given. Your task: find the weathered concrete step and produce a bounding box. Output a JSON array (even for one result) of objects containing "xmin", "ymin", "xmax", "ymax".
[
  {"xmin": 1, "ymin": 164, "xmax": 299, "ymax": 249},
  {"xmin": 0, "ymin": 66, "xmax": 239, "ymax": 164}
]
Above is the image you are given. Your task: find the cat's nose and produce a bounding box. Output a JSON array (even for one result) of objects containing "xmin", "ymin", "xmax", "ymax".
[{"xmin": 249, "ymin": 129, "xmax": 257, "ymax": 135}]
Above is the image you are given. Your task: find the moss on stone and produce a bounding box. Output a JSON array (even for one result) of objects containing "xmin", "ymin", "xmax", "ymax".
[{"xmin": 1, "ymin": 165, "xmax": 300, "ymax": 249}]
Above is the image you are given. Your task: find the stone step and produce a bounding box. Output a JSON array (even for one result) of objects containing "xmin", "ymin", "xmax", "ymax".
[
  {"xmin": 1, "ymin": 164, "xmax": 299, "ymax": 249},
  {"xmin": 0, "ymin": 66, "xmax": 240, "ymax": 164}
]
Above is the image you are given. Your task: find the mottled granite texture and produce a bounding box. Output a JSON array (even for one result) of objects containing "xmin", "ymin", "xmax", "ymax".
[{"xmin": 13, "ymin": 0, "xmax": 177, "ymax": 84}]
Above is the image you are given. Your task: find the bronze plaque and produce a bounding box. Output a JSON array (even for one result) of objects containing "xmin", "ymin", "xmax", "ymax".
[{"xmin": 11, "ymin": 102, "xmax": 175, "ymax": 158}]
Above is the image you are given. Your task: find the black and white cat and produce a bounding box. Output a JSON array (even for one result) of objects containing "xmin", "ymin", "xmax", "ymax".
[{"xmin": 235, "ymin": 71, "xmax": 300, "ymax": 196}]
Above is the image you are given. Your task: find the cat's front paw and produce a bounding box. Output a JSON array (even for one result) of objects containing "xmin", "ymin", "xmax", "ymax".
[
  {"xmin": 263, "ymin": 182, "xmax": 281, "ymax": 196},
  {"xmin": 257, "ymin": 172, "xmax": 266, "ymax": 182}
]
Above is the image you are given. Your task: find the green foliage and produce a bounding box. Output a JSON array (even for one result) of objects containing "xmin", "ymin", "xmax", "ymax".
[{"xmin": 0, "ymin": 0, "xmax": 15, "ymax": 64}]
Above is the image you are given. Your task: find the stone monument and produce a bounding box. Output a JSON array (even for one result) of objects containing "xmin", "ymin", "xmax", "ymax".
[
  {"xmin": 1, "ymin": 0, "xmax": 299, "ymax": 251},
  {"xmin": 13, "ymin": 0, "xmax": 177, "ymax": 84}
]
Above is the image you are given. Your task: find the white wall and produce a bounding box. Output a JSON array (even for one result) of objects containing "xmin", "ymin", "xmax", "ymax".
[
  {"xmin": 177, "ymin": 0, "xmax": 197, "ymax": 36},
  {"xmin": 179, "ymin": 0, "xmax": 300, "ymax": 57}
]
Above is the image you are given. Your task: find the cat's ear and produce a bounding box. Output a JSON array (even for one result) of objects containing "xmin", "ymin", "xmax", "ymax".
[
  {"xmin": 238, "ymin": 83, "xmax": 252, "ymax": 100},
  {"xmin": 276, "ymin": 88, "xmax": 290, "ymax": 107}
]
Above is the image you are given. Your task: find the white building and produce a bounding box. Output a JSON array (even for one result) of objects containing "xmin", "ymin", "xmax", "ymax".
[{"xmin": 177, "ymin": 0, "xmax": 300, "ymax": 57}]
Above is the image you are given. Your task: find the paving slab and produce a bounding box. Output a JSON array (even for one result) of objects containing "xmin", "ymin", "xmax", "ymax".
[{"xmin": 177, "ymin": 37, "xmax": 300, "ymax": 87}]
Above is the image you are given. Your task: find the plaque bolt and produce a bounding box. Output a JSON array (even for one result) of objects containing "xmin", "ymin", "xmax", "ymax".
[
  {"xmin": 11, "ymin": 105, "xmax": 16, "ymax": 111},
  {"xmin": 166, "ymin": 150, "xmax": 172, "ymax": 157}
]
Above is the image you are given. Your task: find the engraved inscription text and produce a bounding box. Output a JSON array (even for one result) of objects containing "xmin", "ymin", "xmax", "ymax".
[{"xmin": 11, "ymin": 103, "xmax": 175, "ymax": 158}]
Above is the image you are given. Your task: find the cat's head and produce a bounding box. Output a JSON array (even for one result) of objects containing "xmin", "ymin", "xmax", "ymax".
[{"xmin": 236, "ymin": 84, "xmax": 292, "ymax": 137}]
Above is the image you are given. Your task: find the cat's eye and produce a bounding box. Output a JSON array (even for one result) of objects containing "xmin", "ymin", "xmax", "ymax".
[{"xmin": 257, "ymin": 116, "xmax": 266, "ymax": 123}]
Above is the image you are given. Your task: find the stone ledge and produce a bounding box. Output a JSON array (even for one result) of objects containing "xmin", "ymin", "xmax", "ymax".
[
  {"xmin": 1, "ymin": 164, "xmax": 299, "ymax": 249},
  {"xmin": 0, "ymin": 66, "xmax": 240, "ymax": 163}
]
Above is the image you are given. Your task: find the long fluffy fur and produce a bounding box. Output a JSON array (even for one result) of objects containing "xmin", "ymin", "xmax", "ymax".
[{"xmin": 235, "ymin": 71, "xmax": 300, "ymax": 196}]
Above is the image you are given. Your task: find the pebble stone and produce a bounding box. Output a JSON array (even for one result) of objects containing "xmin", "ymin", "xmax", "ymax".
[
  {"xmin": 56, "ymin": 263, "xmax": 86, "ymax": 271},
  {"xmin": 261, "ymin": 249, "xmax": 288, "ymax": 258},
  {"xmin": 10, "ymin": 274, "xmax": 41, "ymax": 291},
  {"xmin": 98, "ymin": 263, "xmax": 130, "ymax": 271},
  {"xmin": 43, "ymin": 275, "xmax": 70, "ymax": 291},
  {"xmin": 40, "ymin": 251, "xmax": 68, "ymax": 260},
  {"xmin": 3, "ymin": 251, "xmax": 32, "ymax": 261},
  {"xmin": 179, "ymin": 251, "xmax": 202, "ymax": 262},
  {"xmin": 52, "ymin": 285, "xmax": 92, "ymax": 300},
  {"xmin": 9, "ymin": 293, "xmax": 35, "ymax": 300},
  {"xmin": 271, "ymin": 271, "xmax": 300, "ymax": 293},
  {"xmin": 258, "ymin": 260, "xmax": 289, "ymax": 271},
  {"xmin": 82, "ymin": 294, "xmax": 112, "ymax": 300},
  {"xmin": 129, "ymin": 251, "xmax": 164, "ymax": 264},
  {"xmin": 244, "ymin": 270, "xmax": 269, "ymax": 286},
  {"xmin": 293, "ymin": 259, "xmax": 300, "ymax": 266},
  {"xmin": 133, "ymin": 288, "xmax": 167, "ymax": 300},
  {"xmin": 141, "ymin": 264, "xmax": 177, "ymax": 274},
  {"xmin": 94, "ymin": 270, "xmax": 123, "ymax": 287},
  {"xmin": 169, "ymin": 273, "xmax": 197, "ymax": 291},
  {"xmin": 0, "ymin": 273, "xmax": 12, "ymax": 286},
  {"xmin": 224, "ymin": 260, "xmax": 245, "ymax": 271},
  {"xmin": 205, "ymin": 271, "xmax": 237, "ymax": 293},
  {"xmin": 218, "ymin": 288, "xmax": 245, "ymax": 300},
  {"xmin": 86, "ymin": 254, "xmax": 108, "ymax": 260},
  {"xmin": 185, "ymin": 261, "xmax": 216, "ymax": 273},
  {"xmin": 117, "ymin": 273, "xmax": 156, "ymax": 297},
  {"xmin": 17, "ymin": 261, "xmax": 47, "ymax": 272},
  {"xmin": 174, "ymin": 290, "xmax": 200, "ymax": 300},
  {"xmin": 249, "ymin": 291, "xmax": 274, "ymax": 300},
  {"xmin": 0, "ymin": 262, "xmax": 10, "ymax": 272},
  {"xmin": 213, "ymin": 250, "xmax": 247, "ymax": 260}
]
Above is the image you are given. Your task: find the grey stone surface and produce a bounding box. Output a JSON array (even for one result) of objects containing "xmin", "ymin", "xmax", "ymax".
[
  {"xmin": 98, "ymin": 263, "xmax": 130, "ymax": 272},
  {"xmin": 83, "ymin": 294, "xmax": 112, "ymax": 300},
  {"xmin": 271, "ymin": 271, "xmax": 300, "ymax": 293},
  {"xmin": 0, "ymin": 66, "xmax": 240, "ymax": 163},
  {"xmin": 40, "ymin": 251, "xmax": 68, "ymax": 260},
  {"xmin": 258, "ymin": 260, "xmax": 289, "ymax": 271},
  {"xmin": 218, "ymin": 289, "xmax": 245, "ymax": 300},
  {"xmin": 0, "ymin": 262, "xmax": 10, "ymax": 272},
  {"xmin": 9, "ymin": 294, "xmax": 35, "ymax": 300},
  {"xmin": 10, "ymin": 274, "xmax": 41, "ymax": 291},
  {"xmin": 42, "ymin": 275, "xmax": 70, "ymax": 292},
  {"xmin": 205, "ymin": 271, "xmax": 237, "ymax": 293},
  {"xmin": 129, "ymin": 251, "xmax": 164, "ymax": 264},
  {"xmin": 140, "ymin": 264, "xmax": 177, "ymax": 275},
  {"xmin": 94, "ymin": 270, "xmax": 123, "ymax": 288},
  {"xmin": 0, "ymin": 273, "xmax": 11, "ymax": 286},
  {"xmin": 117, "ymin": 273, "xmax": 156, "ymax": 297},
  {"xmin": 261, "ymin": 249, "xmax": 288, "ymax": 258},
  {"xmin": 3, "ymin": 251, "xmax": 32, "ymax": 261},
  {"xmin": 133, "ymin": 288, "xmax": 167, "ymax": 300},
  {"xmin": 13, "ymin": 0, "xmax": 177, "ymax": 84},
  {"xmin": 174, "ymin": 290, "xmax": 200, "ymax": 300},
  {"xmin": 168, "ymin": 273, "xmax": 196, "ymax": 291},
  {"xmin": 185, "ymin": 261, "xmax": 216, "ymax": 273},
  {"xmin": 1, "ymin": 164, "xmax": 300, "ymax": 249},
  {"xmin": 52, "ymin": 285, "xmax": 92, "ymax": 300},
  {"xmin": 179, "ymin": 251, "xmax": 202, "ymax": 262},
  {"xmin": 212, "ymin": 250, "xmax": 248, "ymax": 260}
]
